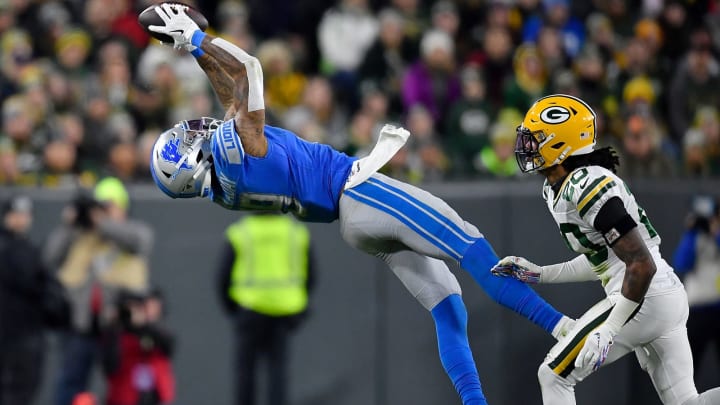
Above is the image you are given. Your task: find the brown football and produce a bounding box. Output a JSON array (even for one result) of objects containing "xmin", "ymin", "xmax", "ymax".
[{"xmin": 138, "ymin": 2, "xmax": 208, "ymax": 44}]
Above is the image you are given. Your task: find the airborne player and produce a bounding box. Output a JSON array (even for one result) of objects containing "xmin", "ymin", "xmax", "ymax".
[
  {"xmin": 493, "ymin": 94, "xmax": 720, "ymax": 405},
  {"xmin": 142, "ymin": 4, "xmax": 573, "ymax": 405}
]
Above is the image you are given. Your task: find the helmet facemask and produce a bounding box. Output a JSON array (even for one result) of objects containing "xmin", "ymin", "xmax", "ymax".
[
  {"xmin": 515, "ymin": 126, "xmax": 584, "ymax": 173},
  {"xmin": 515, "ymin": 126, "xmax": 547, "ymax": 173},
  {"xmin": 182, "ymin": 117, "xmax": 222, "ymax": 137},
  {"xmin": 172, "ymin": 118, "xmax": 220, "ymax": 176}
]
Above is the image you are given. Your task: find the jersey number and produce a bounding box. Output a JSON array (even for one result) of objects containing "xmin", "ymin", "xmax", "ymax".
[
  {"xmin": 559, "ymin": 209, "xmax": 657, "ymax": 267},
  {"xmin": 559, "ymin": 222, "xmax": 608, "ymax": 266},
  {"xmin": 570, "ymin": 168, "xmax": 589, "ymax": 185},
  {"xmin": 560, "ymin": 168, "xmax": 589, "ymax": 202},
  {"xmin": 238, "ymin": 193, "xmax": 306, "ymax": 217}
]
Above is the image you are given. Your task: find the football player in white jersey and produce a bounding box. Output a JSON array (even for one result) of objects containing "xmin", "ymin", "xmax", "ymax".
[{"xmin": 491, "ymin": 94, "xmax": 720, "ymax": 405}]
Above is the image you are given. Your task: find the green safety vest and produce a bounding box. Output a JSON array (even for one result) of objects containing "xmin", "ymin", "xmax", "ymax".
[{"xmin": 226, "ymin": 215, "xmax": 310, "ymax": 316}]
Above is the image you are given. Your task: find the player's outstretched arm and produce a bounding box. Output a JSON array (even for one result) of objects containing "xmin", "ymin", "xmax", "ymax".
[
  {"xmin": 148, "ymin": 4, "xmax": 267, "ymax": 156},
  {"xmin": 492, "ymin": 255, "xmax": 596, "ymax": 284},
  {"xmin": 194, "ymin": 55, "xmax": 235, "ymax": 111},
  {"xmin": 194, "ymin": 32, "xmax": 267, "ymax": 156}
]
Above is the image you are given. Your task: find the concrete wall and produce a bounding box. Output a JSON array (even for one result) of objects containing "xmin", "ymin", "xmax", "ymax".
[{"xmin": 16, "ymin": 177, "xmax": 720, "ymax": 405}]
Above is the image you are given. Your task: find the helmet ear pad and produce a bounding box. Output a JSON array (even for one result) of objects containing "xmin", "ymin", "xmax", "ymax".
[{"xmin": 150, "ymin": 124, "xmax": 214, "ymax": 199}]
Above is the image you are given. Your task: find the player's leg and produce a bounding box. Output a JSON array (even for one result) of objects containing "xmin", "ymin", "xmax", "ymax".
[
  {"xmin": 537, "ymin": 297, "xmax": 624, "ymax": 405},
  {"xmin": 633, "ymin": 289, "xmax": 720, "ymax": 405},
  {"xmin": 538, "ymin": 288, "xmax": 704, "ymax": 405},
  {"xmin": 341, "ymin": 173, "xmax": 563, "ymax": 334},
  {"xmin": 378, "ymin": 250, "xmax": 486, "ymax": 405}
]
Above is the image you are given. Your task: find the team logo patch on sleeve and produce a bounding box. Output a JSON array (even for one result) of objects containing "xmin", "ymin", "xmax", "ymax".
[{"xmin": 604, "ymin": 228, "xmax": 621, "ymax": 245}]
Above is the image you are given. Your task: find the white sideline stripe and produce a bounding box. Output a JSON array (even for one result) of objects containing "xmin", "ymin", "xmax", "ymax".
[
  {"xmin": 366, "ymin": 178, "xmax": 475, "ymax": 244},
  {"xmin": 345, "ymin": 188, "xmax": 461, "ymax": 258}
]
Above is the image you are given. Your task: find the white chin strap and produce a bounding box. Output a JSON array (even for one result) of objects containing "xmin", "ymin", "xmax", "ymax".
[
  {"xmin": 174, "ymin": 135, "xmax": 206, "ymax": 175},
  {"xmin": 550, "ymin": 145, "xmax": 573, "ymax": 167}
]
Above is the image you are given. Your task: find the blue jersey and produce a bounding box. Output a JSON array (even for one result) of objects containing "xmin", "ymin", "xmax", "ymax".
[{"xmin": 208, "ymin": 120, "xmax": 356, "ymax": 223}]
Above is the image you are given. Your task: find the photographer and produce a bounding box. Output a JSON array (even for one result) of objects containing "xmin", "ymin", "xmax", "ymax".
[
  {"xmin": 673, "ymin": 195, "xmax": 720, "ymax": 383},
  {"xmin": 102, "ymin": 289, "xmax": 176, "ymax": 405},
  {"xmin": 44, "ymin": 177, "xmax": 154, "ymax": 405}
]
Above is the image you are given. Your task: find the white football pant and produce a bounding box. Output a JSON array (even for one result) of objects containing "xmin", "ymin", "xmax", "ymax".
[{"xmin": 537, "ymin": 286, "xmax": 720, "ymax": 405}]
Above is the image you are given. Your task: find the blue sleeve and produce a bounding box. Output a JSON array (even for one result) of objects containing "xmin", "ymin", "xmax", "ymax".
[
  {"xmin": 209, "ymin": 120, "xmax": 246, "ymax": 209},
  {"xmin": 673, "ymin": 230, "xmax": 698, "ymax": 274},
  {"xmin": 212, "ymin": 119, "xmax": 245, "ymax": 171},
  {"xmin": 460, "ymin": 238, "xmax": 562, "ymax": 335},
  {"xmin": 431, "ymin": 295, "xmax": 487, "ymax": 405}
]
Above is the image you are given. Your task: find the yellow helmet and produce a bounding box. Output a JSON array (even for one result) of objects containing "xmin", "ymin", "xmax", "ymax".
[{"xmin": 515, "ymin": 94, "xmax": 597, "ymax": 172}]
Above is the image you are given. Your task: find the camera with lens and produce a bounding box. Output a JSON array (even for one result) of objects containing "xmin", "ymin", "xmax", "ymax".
[
  {"xmin": 70, "ymin": 191, "xmax": 105, "ymax": 229},
  {"xmin": 115, "ymin": 290, "xmax": 148, "ymax": 329},
  {"xmin": 689, "ymin": 195, "xmax": 719, "ymax": 234}
]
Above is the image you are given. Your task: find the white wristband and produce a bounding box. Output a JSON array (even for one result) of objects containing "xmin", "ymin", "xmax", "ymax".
[
  {"xmin": 604, "ymin": 294, "xmax": 640, "ymax": 334},
  {"xmin": 210, "ymin": 37, "xmax": 265, "ymax": 112}
]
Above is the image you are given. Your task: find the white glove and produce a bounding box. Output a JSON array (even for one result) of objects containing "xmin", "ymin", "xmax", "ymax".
[
  {"xmin": 491, "ymin": 256, "xmax": 542, "ymax": 284},
  {"xmin": 551, "ymin": 315, "xmax": 577, "ymax": 341},
  {"xmin": 575, "ymin": 323, "xmax": 615, "ymax": 372},
  {"xmin": 379, "ymin": 124, "xmax": 411, "ymax": 142},
  {"xmin": 148, "ymin": 3, "xmax": 201, "ymax": 51}
]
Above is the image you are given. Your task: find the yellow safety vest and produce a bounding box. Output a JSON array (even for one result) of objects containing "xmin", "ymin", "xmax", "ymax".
[{"xmin": 226, "ymin": 215, "xmax": 310, "ymax": 316}]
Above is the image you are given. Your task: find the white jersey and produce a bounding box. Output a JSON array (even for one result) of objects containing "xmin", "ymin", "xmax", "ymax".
[{"xmin": 543, "ymin": 165, "xmax": 680, "ymax": 296}]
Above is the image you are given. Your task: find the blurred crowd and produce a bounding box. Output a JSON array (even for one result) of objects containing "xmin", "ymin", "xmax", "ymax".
[{"xmin": 1, "ymin": 0, "xmax": 720, "ymax": 187}]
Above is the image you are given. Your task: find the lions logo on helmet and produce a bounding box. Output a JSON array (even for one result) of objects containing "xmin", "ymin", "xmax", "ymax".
[
  {"xmin": 515, "ymin": 94, "xmax": 596, "ymax": 173},
  {"xmin": 150, "ymin": 118, "xmax": 221, "ymax": 198},
  {"xmin": 160, "ymin": 138, "xmax": 193, "ymax": 175}
]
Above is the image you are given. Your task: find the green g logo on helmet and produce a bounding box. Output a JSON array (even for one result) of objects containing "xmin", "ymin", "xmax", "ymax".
[{"xmin": 539, "ymin": 106, "xmax": 571, "ymax": 124}]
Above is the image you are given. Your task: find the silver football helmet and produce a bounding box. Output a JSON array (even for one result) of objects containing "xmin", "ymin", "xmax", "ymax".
[{"xmin": 150, "ymin": 117, "xmax": 222, "ymax": 198}]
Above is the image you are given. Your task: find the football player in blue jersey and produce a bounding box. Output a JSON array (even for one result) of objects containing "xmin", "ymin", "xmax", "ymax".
[{"xmin": 146, "ymin": 4, "xmax": 573, "ymax": 404}]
